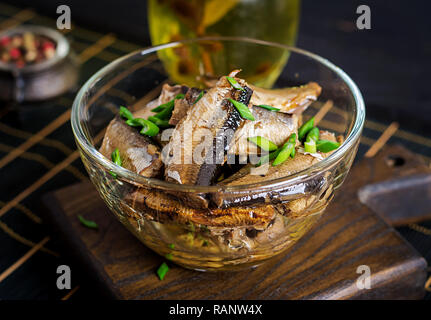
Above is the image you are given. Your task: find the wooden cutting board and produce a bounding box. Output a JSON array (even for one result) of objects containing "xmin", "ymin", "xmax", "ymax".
[{"xmin": 42, "ymin": 145, "xmax": 428, "ymax": 299}]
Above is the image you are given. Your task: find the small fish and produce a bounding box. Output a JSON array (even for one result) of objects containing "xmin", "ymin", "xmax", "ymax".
[
  {"xmin": 169, "ymin": 87, "xmax": 204, "ymax": 126},
  {"xmin": 249, "ymin": 82, "xmax": 322, "ymax": 114},
  {"xmin": 126, "ymin": 187, "xmax": 276, "ymax": 228},
  {"xmin": 163, "ymin": 71, "xmax": 253, "ymax": 208},
  {"xmin": 99, "ymin": 115, "xmax": 163, "ymax": 177},
  {"xmin": 229, "ymin": 107, "xmax": 298, "ymax": 156},
  {"xmin": 212, "ymin": 132, "xmax": 338, "ymax": 208},
  {"xmin": 133, "ymin": 84, "xmax": 188, "ymax": 120}
]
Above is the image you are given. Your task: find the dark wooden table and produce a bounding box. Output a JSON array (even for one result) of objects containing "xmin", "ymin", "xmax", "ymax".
[{"xmin": 0, "ymin": 0, "xmax": 430, "ymax": 300}]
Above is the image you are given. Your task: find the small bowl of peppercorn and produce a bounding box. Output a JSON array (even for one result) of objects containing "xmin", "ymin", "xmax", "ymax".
[{"xmin": 0, "ymin": 25, "xmax": 79, "ymax": 102}]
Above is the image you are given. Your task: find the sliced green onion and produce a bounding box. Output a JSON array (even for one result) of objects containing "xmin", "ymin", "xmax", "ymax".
[
  {"xmin": 165, "ymin": 253, "xmax": 173, "ymax": 260},
  {"xmin": 303, "ymin": 126, "xmax": 319, "ymax": 155},
  {"xmin": 148, "ymin": 116, "xmax": 170, "ymax": 128},
  {"xmin": 151, "ymin": 94, "xmax": 185, "ymax": 112},
  {"xmin": 304, "ymin": 140, "xmax": 317, "ymax": 153},
  {"xmin": 228, "ymin": 98, "xmax": 255, "ymax": 121},
  {"xmin": 226, "ymin": 76, "xmax": 245, "ymax": 91},
  {"xmin": 273, "ymin": 133, "xmax": 296, "ymax": 166},
  {"xmin": 193, "ymin": 91, "xmax": 204, "ymax": 104},
  {"xmin": 109, "ymin": 148, "xmax": 122, "ymax": 178},
  {"xmin": 126, "ymin": 118, "xmax": 159, "ymax": 136},
  {"xmin": 306, "ymin": 127, "xmax": 320, "ymax": 143},
  {"xmin": 157, "ymin": 262, "xmax": 169, "ymax": 280},
  {"xmin": 316, "ymin": 139, "xmax": 340, "ymax": 153},
  {"xmin": 111, "ymin": 148, "xmax": 122, "ymax": 166},
  {"xmin": 140, "ymin": 122, "xmax": 160, "ymax": 136},
  {"xmin": 168, "ymin": 243, "xmax": 175, "ymax": 249},
  {"xmin": 151, "ymin": 100, "xmax": 173, "ymax": 113},
  {"xmin": 248, "ymin": 136, "xmax": 278, "ymax": 152},
  {"xmin": 256, "ymin": 104, "xmax": 280, "ymax": 112},
  {"xmin": 273, "ymin": 143, "xmax": 295, "ymax": 166},
  {"xmin": 125, "ymin": 118, "xmax": 142, "ymax": 127},
  {"xmin": 78, "ymin": 215, "xmax": 98, "ymax": 229},
  {"xmin": 289, "ymin": 133, "xmax": 297, "ymax": 158},
  {"xmin": 119, "ymin": 106, "xmax": 134, "ymax": 121},
  {"xmin": 298, "ymin": 117, "xmax": 315, "ymax": 141},
  {"xmin": 154, "ymin": 102, "xmax": 175, "ymax": 120},
  {"xmin": 256, "ymin": 149, "xmax": 280, "ymax": 167}
]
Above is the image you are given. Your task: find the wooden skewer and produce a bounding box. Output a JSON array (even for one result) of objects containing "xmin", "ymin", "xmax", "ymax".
[
  {"xmin": 314, "ymin": 100, "xmax": 334, "ymax": 124},
  {"xmin": 425, "ymin": 276, "xmax": 431, "ymax": 292},
  {"xmin": 409, "ymin": 223, "xmax": 431, "ymax": 236},
  {"xmin": 0, "ymin": 237, "xmax": 50, "ymax": 283},
  {"xmin": 364, "ymin": 122, "xmax": 399, "ymax": 158},
  {"xmin": 78, "ymin": 34, "xmax": 116, "ymax": 63},
  {"xmin": 61, "ymin": 285, "xmax": 81, "ymax": 300},
  {"xmin": 0, "ymin": 9, "xmax": 35, "ymax": 31},
  {"xmin": 0, "ymin": 130, "xmax": 104, "ymax": 219}
]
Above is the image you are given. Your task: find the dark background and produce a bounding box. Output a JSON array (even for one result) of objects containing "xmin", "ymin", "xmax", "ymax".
[
  {"xmin": 6, "ymin": 0, "xmax": 431, "ymax": 133},
  {"xmin": 0, "ymin": 0, "xmax": 430, "ymax": 300}
]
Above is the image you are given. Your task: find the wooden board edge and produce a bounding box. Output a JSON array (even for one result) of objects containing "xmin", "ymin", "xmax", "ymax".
[{"xmin": 41, "ymin": 192, "xmax": 121, "ymax": 300}]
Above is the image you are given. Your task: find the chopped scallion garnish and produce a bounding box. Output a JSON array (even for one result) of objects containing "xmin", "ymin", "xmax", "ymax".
[
  {"xmin": 140, "ymin": 121, "xmax": 160, "ymax": 136},
  {"xmin": 256, "ymin": 149, "xmax": 280, "ymax": 167},
  {"xmin": 151, "ymin": 94, "xmax": 185, "ymax": 112},
  {"xmin": 316, "ymin": 139, "xmax": 340, "ymax": 153},
  {"xmin": 256, "ymin": 104, "xmax": 280, "ymax": 112},
  {"xmin": 304, "ymin": 140, "xmax": 317, "ymax": 153},
  {"xmin": 157, "ymin": 262, "xmax": 169, "ymax": 280},
  {"xmin": 193, "ymin": 91, "xmax": 204, "ymax": 104},
  {"xmin": 111, "ymin": 148, "xmax": 122, "ymax": 166},
  {"xmin": 148, "ymin": 116, "xmax": 170, "ymax": 128},
  {"xmin": 298, "ymin": 117, "xmax": 315, "ymax": 141},
  {"xmin": 125, "ymin": 118, "xmax": 142, "ymax": 127},
  {"xmin": 273, "ymin": 133, "xmax": 296, "ymax": 166},
  {"xmin": 78, "ymin": 215, "xmax": 98, "ymax": 229},
  {"xmin": 126, "ymin": 118, "xmax": 159, "ymax": 136},
  {"xmin": 226, "ymin": 76, "xmax": 245, "ymax": 91},
  {"xmin": 154, "ymin": 102, "xmax": 175, "ymax": 120},
  {"xmin": 109, "ymin": 148, "xmax": 122, "ymax": 178},
  {"xmin": 119, "ymin": 106, "xmax": 134, "ymax": 121},
  {"xmin": 248, "ymin": 136, "xmax": 278, "ymax": 152},
  {"xmin": 151, "ymin": 100, "xmax": 173, "ymax": 113},
  {"xmin": 305, "ymin": 127, "xmax": 320, "ymax": 143},
  {"xmin": 228, "ymin": 98, "xmax": 255, "ymax": 121}
]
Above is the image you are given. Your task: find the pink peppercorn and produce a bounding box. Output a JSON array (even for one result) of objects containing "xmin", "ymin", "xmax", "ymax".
[
  {"xmin": 42, "ymin": 41, "xmax": 55, "ymax": 51},
  {"xmin": 9, "ymin": 47, "xmax": 21, "ymax": 59},
  {"xmin": 0, "ymin": 36, "xmax": 10, "ymax": 47}
]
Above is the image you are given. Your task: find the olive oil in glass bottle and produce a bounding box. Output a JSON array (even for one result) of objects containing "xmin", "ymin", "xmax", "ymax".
[{"xmin": 148, "ymin": 0, "xmax": 300, "ymax": 87}]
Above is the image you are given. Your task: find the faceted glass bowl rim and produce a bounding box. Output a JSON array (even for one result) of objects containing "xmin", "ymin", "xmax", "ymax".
[{"xmin": 71, "ymin": 36, "xmax": 365, "ymax": 193}]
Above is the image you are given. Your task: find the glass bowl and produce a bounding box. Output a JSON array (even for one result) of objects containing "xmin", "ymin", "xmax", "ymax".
[{"xmin": 71, "ymin": 37, "xmax": 365, "ymax": 271}]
